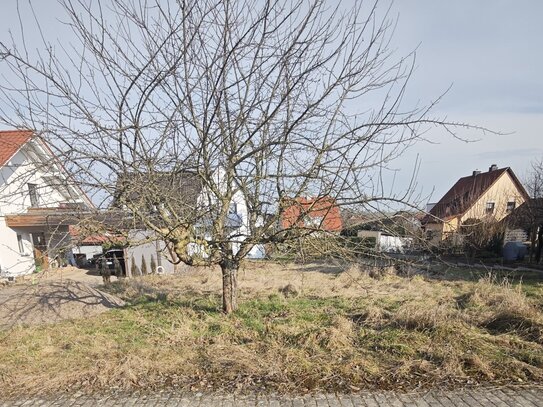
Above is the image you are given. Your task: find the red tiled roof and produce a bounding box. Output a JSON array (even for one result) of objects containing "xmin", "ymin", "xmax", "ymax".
[
  {"xmin": 0, "ymin": 130, "xmax": 33, "ymax": 167},
  {"xmin": 281, "ymin": 196, "xmax": 343, "ymax": 232},
  {"xmin": 69, "ymin": 225, "xmax": 125, "ymax": 245},
  {"xmin": 424, "ymin": 167, "xmax": 528, "ymax": 223}
]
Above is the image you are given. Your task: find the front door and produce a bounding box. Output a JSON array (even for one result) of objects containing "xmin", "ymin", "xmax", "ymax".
[{"xmin": 32, "ymin": 232, "xmax": 49, "ymax": 270}]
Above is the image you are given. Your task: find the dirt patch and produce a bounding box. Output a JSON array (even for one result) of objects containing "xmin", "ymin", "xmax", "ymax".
[{"xmin": 0, "ymin": 280, "xmax": 125, "ymax": 329}]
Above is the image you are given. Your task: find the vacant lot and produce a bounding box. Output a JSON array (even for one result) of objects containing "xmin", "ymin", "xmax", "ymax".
[{"xmin": 0, "ymin": 261, "xmax": 542, "ymax": 397}]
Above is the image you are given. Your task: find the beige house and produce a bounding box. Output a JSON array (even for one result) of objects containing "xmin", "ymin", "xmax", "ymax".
[{"xmin": 423, "ymin": 164, "xmax": 529, "ymax": 244}]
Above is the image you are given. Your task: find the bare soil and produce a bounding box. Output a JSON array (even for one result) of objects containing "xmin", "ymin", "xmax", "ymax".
[{"xmin": 0, "ymin": 280, "xmax": 125, "ymax": 329}]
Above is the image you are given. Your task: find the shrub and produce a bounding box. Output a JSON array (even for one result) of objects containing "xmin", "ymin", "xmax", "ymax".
[
  {"xmin": 150, "ymin": 255, "xmax": 157, "ymax": 274},
  {"xmin": 131, "ymin": 255, "xmax": 141, "ymax": 277},
  {"xmin": 141, "ymin": 254, "xmax": 148, "ymax": 275}
]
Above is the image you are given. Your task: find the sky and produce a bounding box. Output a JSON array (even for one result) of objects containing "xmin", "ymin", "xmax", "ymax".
[
  {"xmin": 0, "ymin": 1, "xmax": 542, "ymax": 205},
  {"xmin": 384, "ymin": 0, "xmax": 543, "ymax": 202}
]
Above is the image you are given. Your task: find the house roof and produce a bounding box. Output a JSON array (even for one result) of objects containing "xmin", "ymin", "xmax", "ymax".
[
  {"xmin": 425, "ymin": 166, "xmax": 528, "ymax": 223},
  {"xmin": 0, "ymin": 130, "xmax": 33, "ymax": 168},
  {"xmin": 113, "ymin": 171, "xmax": 204, "ymax": 220},
  {"xmin": 281, "ymin": 196, "xmax": 342, "ymax": 232}
]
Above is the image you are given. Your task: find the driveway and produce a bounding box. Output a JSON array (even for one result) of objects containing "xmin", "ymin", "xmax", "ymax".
[
  {"xmin": 0, "ymin": 267, "xmax": 124, "ymax": 329},
  {"xmin": 32, "ymin": 265, "xmax": 120, "ymax": 287}
]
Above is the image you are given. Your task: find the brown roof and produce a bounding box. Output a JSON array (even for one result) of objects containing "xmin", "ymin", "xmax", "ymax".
[
  {"xmin": 113, "ymin": 171, "xmax": 204, "ymax": 220},
  {"xmin": 0, "ymin": 130, "xmax": 33, "ymax": 167},
  {"xmin": 425, "ymin": 167, "xmax": 528, "ymax": 222}
]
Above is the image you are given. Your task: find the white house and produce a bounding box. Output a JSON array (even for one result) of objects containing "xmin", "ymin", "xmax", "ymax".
[
  {"xmin": 0, "ymin": 130, "xmax": 93, "ymax": 277},
  {"xmin": 115, "ymin": 167, "xmax": 264, "ymax": 274}
]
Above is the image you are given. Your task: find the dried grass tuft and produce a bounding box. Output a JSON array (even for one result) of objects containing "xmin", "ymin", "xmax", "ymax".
[
  {"xmin": 391, "ymin": 301, "xmax": 457, "ymax": 331},
  {"xmin": 318, "ymin": 315, "xmax": 354, "ymax": 352},
  {"xmin": 279, "ymin": 284, "xmax": 299, "ymax": 298}
]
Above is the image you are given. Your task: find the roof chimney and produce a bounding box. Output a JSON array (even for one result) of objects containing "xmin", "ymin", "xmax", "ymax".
[
  {"xmin": 489, "ymin": 164, "xmax": 498, "ymax": 172},
  {"xmin": 472, "ymin": 170, "xmax": 481, "ymax": 176}
]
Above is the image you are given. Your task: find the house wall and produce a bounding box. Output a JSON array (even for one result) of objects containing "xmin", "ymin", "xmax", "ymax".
[
  {"xmin": 125, "ymin": 230, "xmax": 176, "ymax": 275},
  {"xmin": 72, "ymin": 245, "xmax": 103, "ymax": 260},
  {"xmin": 0, "ymin": 149, "xmax": 70, "ymax": 215},
  {"xmin": 195, "ymin": 168, "xmax": 262, "ymax": 257},
  {"xmin": 425, "ymin": 217, "xmax": 460, "ymax": 244},
  {"xmin": 441, "ymin": 217, "xmax": 460, "ymax": 240},
  {"xmin": 424, "ymin": 222, "xmax": 444, "ymax": 244},
  {"xmin": 0, "ymin": 227, "xmax": 34, "ymax": 276},
  {"xmin": 460, "ymin": 171, "xmax": 526, "ymax": 224},
  {"xmin": 0, "ymin": 141, "xmax": 88, "ymax": 277}
]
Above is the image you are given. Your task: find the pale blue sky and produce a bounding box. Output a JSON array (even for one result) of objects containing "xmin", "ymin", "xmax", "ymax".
[
  {"xmin": 386, "ymin": 0, "xmax": 543, "ymax": 202},
  {"xmin": 1, "ymin": 1, "xmax": 542, "ymax": 204}
]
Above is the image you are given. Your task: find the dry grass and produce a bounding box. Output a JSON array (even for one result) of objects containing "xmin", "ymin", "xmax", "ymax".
[{"xmin": 0, "ymin": 260, "xmax": 542, "ymax": 397}]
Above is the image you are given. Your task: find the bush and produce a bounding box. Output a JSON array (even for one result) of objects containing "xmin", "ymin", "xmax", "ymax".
[
  {"xmin": 460, "ymin": 218, "xmax": 505, "ymax": 257},
  {"xmin": 141, "ymin": 254, "xmax": 148, "ymax": 275}
]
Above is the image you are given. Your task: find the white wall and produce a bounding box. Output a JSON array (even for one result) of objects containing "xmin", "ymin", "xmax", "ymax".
[
  {"xmin": 73, "ymin": 245, "xmax": 103, "ymax": 260},
  {"xmin": 0, "ymin": 227, "xmax": 34, "ymax": 276},
  {"xmin": 125, "ymin": 230, "xmax": 176, "ymax": 275},
  {"xmin": 195, "ymin": 168, "xmax": 264, "ymax": 258}
]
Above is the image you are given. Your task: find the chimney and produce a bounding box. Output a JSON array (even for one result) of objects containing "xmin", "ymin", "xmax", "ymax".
[
  {"xmin": 472, "ymin": 170, "xmax": 481, "ymax": 176},
  {"xmin": 489, "ymin": 164, "xmax": 498, "ymax": 172}
]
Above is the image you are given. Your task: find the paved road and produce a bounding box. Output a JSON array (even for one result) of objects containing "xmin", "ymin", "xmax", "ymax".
[{"xmin": 2, "ymin": 387, "xmax": 543, "ymax": 406}]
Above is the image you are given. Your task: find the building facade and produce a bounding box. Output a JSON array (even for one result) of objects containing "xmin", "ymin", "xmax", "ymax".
[
  {"xmin": 0, "ymin": 130, "xmax": 92, "ymax": 277},
  {"xmin": 423, "ymin": 164, "xmax": 528, "ymax": 244}
]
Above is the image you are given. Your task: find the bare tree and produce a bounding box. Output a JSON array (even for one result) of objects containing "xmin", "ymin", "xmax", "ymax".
[
  {"xmin": 0, "ymin": 0, "xmax": 471, "ymax": 313},
  {"xmin": 460, "ymin": 217, "xmax": 505, "ymax": 259},
  {"xmin": 525, "ymin": 158, "xmax": 543, "ymax": 199}
]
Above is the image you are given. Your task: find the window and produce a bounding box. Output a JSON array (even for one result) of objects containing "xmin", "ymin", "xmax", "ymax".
[
  {"xmin": 229, "ymin": 202, "xmax": 238, "ymax": 214},
  {"xmin": 28, "ymin": 183, "xmax": 38, "ymax": 207},
  {"xmin": 507, "ymin": 201, "xmax": 516, "ymax": 212},
  {"xmin": 485, "ymin": 202, "xmax": 495, "ymax": 214},
  {"xmin": 17, "ymin": 234, "xmax": 25, "ymax": 254}
]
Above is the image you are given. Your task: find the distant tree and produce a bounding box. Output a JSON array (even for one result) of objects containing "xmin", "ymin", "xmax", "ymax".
[
  {"xmin": 141, "ymin": 255, "xmax": 148, "ymax": 276},
  {"xmin": 517, "ymin": 158, "xmax": 543, "ymax": 262},
  {"xmin": 460, "ymin": 218, "xmax": 505, "ymax": 259},
  {"xmin": 505, "ymin": 199, "xmax": 543, "ymax": 264},
  {"xmin": 525, "ymin": 158, "xmax": 543, "ymax": 199},
  {"xmin": 150, "ymin": 255, "xmax": 157, "ymax": 275},
  {"xmin": 131, "ymin": 255, "xmax": 141, "ymax": 277}
]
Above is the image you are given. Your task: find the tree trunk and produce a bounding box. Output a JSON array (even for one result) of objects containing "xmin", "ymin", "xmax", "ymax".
[
  {"xmin": 221, "ymin": 260, "xmax": 238, "ymax": 314},
  {"xmin": 529, "ymin": 229, "xmax": 537, "ymax": 263},
  {"xmin": 536, "ymin": 225, "xmax": 543, "ymax": 264}
]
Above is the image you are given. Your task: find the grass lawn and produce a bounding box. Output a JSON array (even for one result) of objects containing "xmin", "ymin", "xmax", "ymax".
[{"xmin": 0, "ymin": 261, "xmax": 542, "ymax": 397}]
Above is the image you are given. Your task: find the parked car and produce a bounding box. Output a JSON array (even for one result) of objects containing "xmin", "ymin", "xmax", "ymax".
[{"xmin": 96, "ymin": 249, "xmax": 126, "ymax": 276}]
